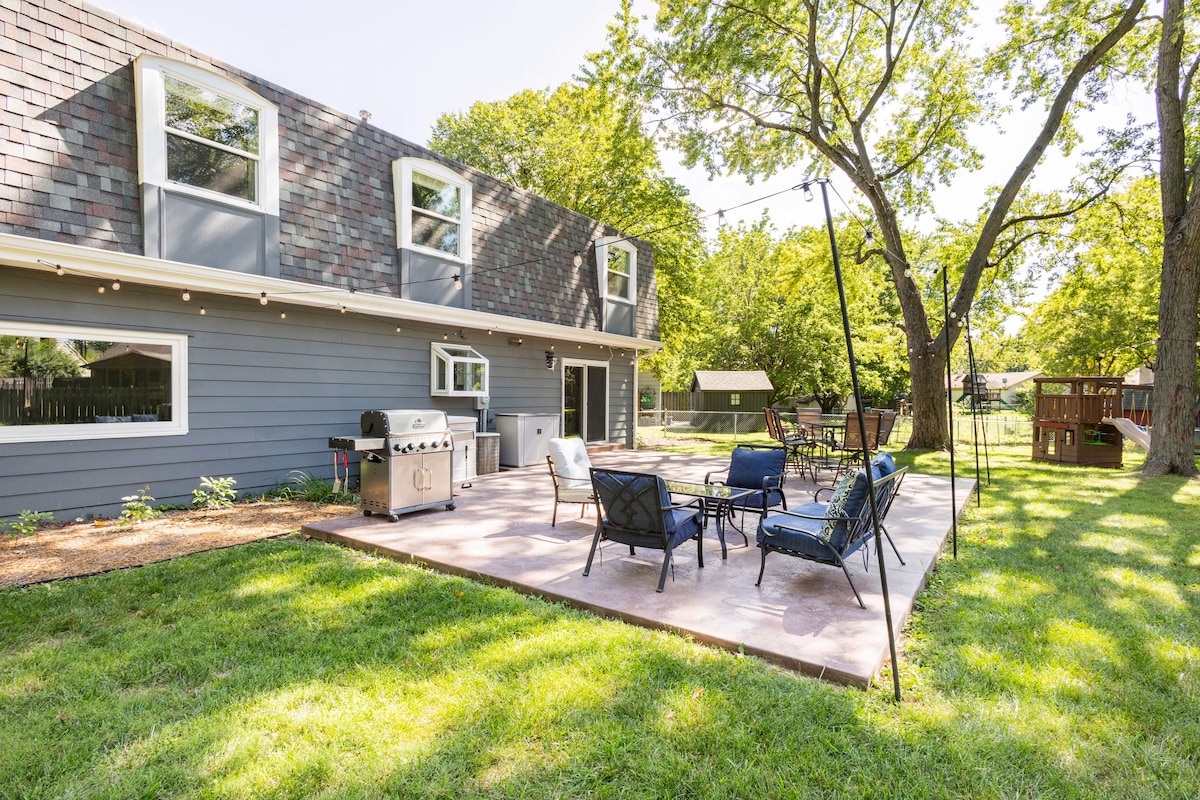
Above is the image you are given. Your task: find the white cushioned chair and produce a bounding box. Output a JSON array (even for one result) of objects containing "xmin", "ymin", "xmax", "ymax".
[{"xmin": 547, "ymin": 437, "xmax": 595, "ymax": 527}]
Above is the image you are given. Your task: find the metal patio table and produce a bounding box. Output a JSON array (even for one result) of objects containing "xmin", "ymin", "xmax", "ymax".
[{"xmin": 664, "ymin": 479, "xmax": 755, "ymax": 559}]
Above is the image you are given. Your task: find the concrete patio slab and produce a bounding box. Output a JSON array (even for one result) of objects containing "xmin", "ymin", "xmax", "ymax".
[{"xmin": 301, "ymin": 450, "xmax": 975, "ymax": 687}]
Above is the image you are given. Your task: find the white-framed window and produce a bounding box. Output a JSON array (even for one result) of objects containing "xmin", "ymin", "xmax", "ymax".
[
  {"xmin": 135, "ymin": 55, "xmax": 279, "ymax": 214},
  {"xmin": 0, "ymin": 321, "xmax": 188, "ymax": 443},
  {"xmin": 596, "ymin": 237, "xmax": 637, "ymax": 303},
  {"xmin": 395, "ymin": 158, "xmax": 472, "ymax": 263},
  {"xmin": 430, "ymin": 342, "xmax": 488, "ymax": 397}
]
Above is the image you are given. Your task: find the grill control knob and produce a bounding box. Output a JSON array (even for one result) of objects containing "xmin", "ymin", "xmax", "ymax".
[
  {"xmin": 393, "ymin": 443, "xmax": 402, "ymax": 452},
  {"xmin": 419, "ymin": 442, "xmax": 427, "ymax": 450}
]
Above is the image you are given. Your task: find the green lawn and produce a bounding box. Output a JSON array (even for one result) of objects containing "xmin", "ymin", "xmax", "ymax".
[{"xmin": 2, "ymin": 446, "xmax": 1198, "ymax": 799}]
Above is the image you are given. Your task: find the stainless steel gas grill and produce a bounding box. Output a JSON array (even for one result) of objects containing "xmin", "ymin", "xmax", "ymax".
[{"xmin": 329, "ymin": 409, "xmax": 456, "ymax": 521}]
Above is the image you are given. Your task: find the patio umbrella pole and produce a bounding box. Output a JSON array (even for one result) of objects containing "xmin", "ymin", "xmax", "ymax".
[
  {"xmin": 816, "ymin": 179, "xmax": 901, "ymax": 702},
  {"xmin": 941, "ymin": 264, "xmax": 959, "ymax": 559}
]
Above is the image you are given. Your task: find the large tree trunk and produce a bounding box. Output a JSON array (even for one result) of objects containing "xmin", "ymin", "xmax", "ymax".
[
  {"xmin": 908, "ymin": 350, "xmax": 949, "ymax": 448},
  {"xmin": 1147, "ymin": 0, "xmax": 1200, "ymax": 478},
  {"xmin": 1145, "ymin": 228, "xmax": 1200, "ymax": 476}
]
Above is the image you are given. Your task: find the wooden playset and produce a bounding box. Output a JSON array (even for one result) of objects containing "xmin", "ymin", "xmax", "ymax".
[{"xmin": 1031, "ymin": 376, "xmax": 1123, "ymax": 468}]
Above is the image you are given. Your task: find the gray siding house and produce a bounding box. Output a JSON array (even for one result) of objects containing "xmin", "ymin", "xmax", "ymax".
[{"xmin": 0, "ymin": 0, "xmax": 659, "ymax": 520}]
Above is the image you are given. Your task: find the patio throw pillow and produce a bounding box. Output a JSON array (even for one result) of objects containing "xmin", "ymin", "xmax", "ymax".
[
  {"xmin": 548, "ymin": 437, "xmax": 591, "ymax": 490},
  {"xmin": 870, "ymin": 452, "xmax": 896, "ymax": 478},
  {"xmin": 821, "ymin": 468, "xmax": 873, "ymax": 548}
]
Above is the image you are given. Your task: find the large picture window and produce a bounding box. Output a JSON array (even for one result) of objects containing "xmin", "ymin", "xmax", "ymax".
[
  {"xmin": 396, "ymin": 159, "xmax": 472, "ymax": 263},
  {"xmin": 136, "ymin": 56, "xmax": 279, "ymax": 213},
  {"xmin": 0, "ymin": 322, "xmax": 188, "ymax": 443}
]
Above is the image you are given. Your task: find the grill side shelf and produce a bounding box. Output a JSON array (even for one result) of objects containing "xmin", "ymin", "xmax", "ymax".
[{"xmin": 328, "ymin": 436, "xmax": 386, "ymax": 451}]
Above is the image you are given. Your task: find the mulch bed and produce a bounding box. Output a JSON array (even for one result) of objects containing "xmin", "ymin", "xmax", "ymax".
[{"xmin": 0, "ymin": 501, "xmax": 357, "ymax": 589}]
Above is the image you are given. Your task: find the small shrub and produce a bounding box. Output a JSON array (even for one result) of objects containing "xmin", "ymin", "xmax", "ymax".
[
  {"xmin": 119, "ymin": 486, "xmax": 162, "ymax": 525},
  {"xmin": 285, "ymin": 470, "xmax": 357, "ymax": 505},
  {"xmin": 2, "ymin": 510, "xmax": 54, "ymax": 537},
  {"xmin": 192, "ymin": 476, "xmax": 238, "ymax": 509}
]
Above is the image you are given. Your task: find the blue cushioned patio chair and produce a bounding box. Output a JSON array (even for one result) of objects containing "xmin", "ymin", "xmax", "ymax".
[
  {"xmin": 705, "ymin": 444, "xmax": 788, "ymax": 544},
  {"xmin": 585, "ymin": 468, "xmax": 705, "ymax": 593},
  {"xmin": 754, "ymin": 459, "xmax": 906, "ymax": 608}
]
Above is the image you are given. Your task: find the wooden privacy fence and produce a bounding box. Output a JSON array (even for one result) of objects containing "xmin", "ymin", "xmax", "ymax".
[{"xmin": 0, "ymin": 385, "xmax": 170, "ymax": 425}]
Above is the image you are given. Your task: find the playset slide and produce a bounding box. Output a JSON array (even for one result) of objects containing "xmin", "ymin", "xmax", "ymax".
[{"xmin": 1102, "ymin": 417, "xmax": 1151, "ymax": 451}]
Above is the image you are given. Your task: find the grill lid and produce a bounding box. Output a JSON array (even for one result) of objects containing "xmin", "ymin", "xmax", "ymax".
[{"xmin": 361, "ymin": 409, "xmax": 450, "ymax": 437}]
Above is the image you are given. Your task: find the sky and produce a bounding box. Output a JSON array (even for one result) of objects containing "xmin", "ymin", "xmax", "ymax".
[{"xmin": 96, "ymin": 0, "xmax": 1153, "ymax": 247}]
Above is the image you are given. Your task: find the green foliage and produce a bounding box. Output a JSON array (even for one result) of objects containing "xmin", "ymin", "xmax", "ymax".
[
  {"xmin": 191, "ymin": 476, "xmax": 238, "ymax": 509},
  {"xmin": 427, "ymin": 80, "xmax": 704, "ymax": 385},
  {"xmin": 274, "ymin": 470, "xmax": 357, "ymax": 505},
  {"xmin": 666, "ymin": 215, "xmax": 908, "ymax": 407},
  {"xmin": 1, "ymin": 510, "xmax": 53, "ymax": 537},
  {"xmin": 0, "ymin": 336, "xmax": 82, "ymax": 379},
  {"xmin": 604, "ymin": 0, "xmax": 1147, "ymax": 448},
  {"xmin": 1021, "ymin": 177, "xmax": 1163, "ymax": 375},
  {"xmin": 118, "ymin": 486, "xmax": 162, "ymax": 525}
]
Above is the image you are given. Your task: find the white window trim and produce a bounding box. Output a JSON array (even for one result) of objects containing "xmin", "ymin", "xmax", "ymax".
[
  {"xmin": 134, "ymin": 55, "xmax": 279, "ymax": 215},
  {"xmin": 0, "ymin": 321, "xmax": 188, "ymax": 443},
  {"xmin": 429, "ymin": 342, "xmax": 488, "ymax": 397},
  {"xmin": 394, "ymin": 158, "xmax": 473, "ymax": 265},
  {"xmin": 596, "ymin": 237, "xmax": 637, "ymax": 305}
]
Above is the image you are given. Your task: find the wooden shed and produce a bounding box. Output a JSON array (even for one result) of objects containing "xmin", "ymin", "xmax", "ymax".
[{"xmin": 690, "ymin": 370, "xmax": 775, "ymax": 413}]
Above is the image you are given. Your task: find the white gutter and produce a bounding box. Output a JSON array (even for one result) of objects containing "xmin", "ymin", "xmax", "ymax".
[{"xmin": 0, "ymin": 233, "xmax": 663, "ymax": 352}]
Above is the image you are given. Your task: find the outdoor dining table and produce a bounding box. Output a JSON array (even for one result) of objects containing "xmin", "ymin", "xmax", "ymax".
[
  {"xmin": 663, "ymin": 479, "xmax": 755, "ymax": 560},
  {"xmin": 803, "ymin": 420, "xmax": 847, "ymax": 482}
]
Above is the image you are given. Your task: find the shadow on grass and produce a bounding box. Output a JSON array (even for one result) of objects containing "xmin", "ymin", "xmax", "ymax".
[{"xmin": 2, "ymin": 444, "xmax": 1197, "ymax": 799}]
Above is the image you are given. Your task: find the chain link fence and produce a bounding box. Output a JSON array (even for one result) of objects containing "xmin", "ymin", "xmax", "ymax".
[{"xmin": 638, "ymin": 409, "xmax": 1035, "ymax": 448}]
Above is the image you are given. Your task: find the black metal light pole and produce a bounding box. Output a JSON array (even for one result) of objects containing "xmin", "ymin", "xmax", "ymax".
[
  {"xmin": 963, "ymin": 314, "xmax": 991, "ymax": 503},
  {"xmin": 815, "ymin": 179, "xmax": 901, "ymax": 702},
  {"xmin": 941, "ymin": 264, "xmax": 958, "ymax": 559}
]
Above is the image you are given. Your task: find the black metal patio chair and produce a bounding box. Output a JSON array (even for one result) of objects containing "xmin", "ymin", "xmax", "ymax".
[
  {"xmin": 755, "ymin": 458, "xmax": 906, "ymax": 608},
  {"xmin": 585, "ymin": 468, "xmax": 705, "ymax": 593},
  {"xmin": 704, "ymin": 443, "xmax": 788, "ymax": 543}
]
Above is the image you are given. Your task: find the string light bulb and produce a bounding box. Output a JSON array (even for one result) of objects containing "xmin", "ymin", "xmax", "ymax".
[
  {"xmin": 395, "ymin": 325, "xmax": 402, "ymax": 333},
  {"xmin": 111, "ymin": 278, "xmax": 121, "ymax": 290},
  {"xmin": 802, "ymin": 184, "xmax": 814, "ymax": 202},
  {"xmin": 56, "ymin": 264, "xmax": 64, "ymax": 276},
  {"xmin": 97, "ymin": 283, "xmax": 105, "ymax": 293},
  {"xmin": 199, "ymin": 306, "xmax": 206, "ymax": 315},
  {"xmin": 280, "ymin": 311, "xmax": 286, "ymax": 319},
  {"xmin": 182, "ymin": 288, "xmax": 191, "ymax": 302},
  {"xmin": 865, "ymin": 230, "xmax": 875, "ymax": 244},
  {"xmin": 339, "ymin": 305, "xmax": 347, "ymax": 314},
  {"xmin": 453, "ymin": 272, "xmax": 462, "ymax": 289},
  {"xmin": 572, "ymin": 251, "xmax": 583, "ymax": 268},
  {"xmin": 259, "ymin": 292, "xmax": 268, "ymax": 306}
]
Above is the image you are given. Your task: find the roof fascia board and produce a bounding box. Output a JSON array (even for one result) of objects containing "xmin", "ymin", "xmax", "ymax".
[{"xmin": 0, "ymin": 233, "xmax": 660, "ymax": 351}]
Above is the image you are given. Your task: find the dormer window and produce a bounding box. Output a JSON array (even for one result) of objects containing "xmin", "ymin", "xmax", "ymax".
[
  {"xmin": 134, "ymin": 56, "xmax": 280, "ymax": 274},
  {"xmin": 396, "ymin": 159, "xmax": 472, "ymax": 264},
  {"xmin": 163, "ymin": 74, "xmax": 260, "ymax": 203}
]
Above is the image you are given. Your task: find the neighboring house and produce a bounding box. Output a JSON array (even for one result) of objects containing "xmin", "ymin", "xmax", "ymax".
[
  {"xmin": 948, "ymin": 371, "xmax": 1042, "ymax": 409},
  {"xmin": 0, "ymin": 0, "xmax": 659, "ymax": 520},
  {"xmin": 689, "ymin": 371, "xmax": 774, "ymax": 413}
]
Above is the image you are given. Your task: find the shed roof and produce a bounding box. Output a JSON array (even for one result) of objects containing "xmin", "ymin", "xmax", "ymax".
[{"xmin": 691, "ymin": 370, "xmax": 774, "ymax": 392}]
